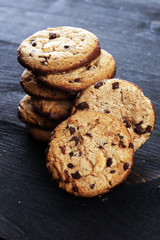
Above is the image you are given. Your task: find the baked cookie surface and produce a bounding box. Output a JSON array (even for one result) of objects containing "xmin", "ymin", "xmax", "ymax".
[
  {"xmin": 47, "ymin": 111, "xmax": 134, "ymax": 197},
  {"xmin": 18, "ymin": 95, "xmax": 59, "ymax": 130},
  {"xmin": 26, "ymin": 124, "xmax": 51, "ymax": 142},
  {"xmin": 35, "ymin": 49, "xmax": 116, "ymax": 93},
  {"xmin": 17, "ymin": 27, "xmax": 100, "ymax": 73},
  {"xmin": 31, "ymin": 97, "xmax": 73, "ymax": 120},
  {"xmin": 21, "ymin": 69, "xmax": 73, "ymax": 100},
  {"xmin": 72, "ymin": 79, "xmax": 156, "ymax": 151}
]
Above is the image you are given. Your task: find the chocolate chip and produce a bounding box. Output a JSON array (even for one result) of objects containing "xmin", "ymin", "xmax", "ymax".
[
  {"xmin": 119, "ymin": 140, "xmax": 126, "ymax": 148},
  {"xmin": 79, "ymin": 151, "xmax": 82, "ymax": 156},
  {"xmin": 64, "ymin": 170, "xmax": 70, "ymax": 183},
  {"xmin": 69, "ymin": 127, "xmax": 76, "ymax": 135},
  {"xmin": 110, "ymin": 170, "xmax": 116, "ymax": 174},
  {"xmin": 124, "ymin": 162, "xmax": 129, "ymax": 170},
  {"xmin": 99, "ymin": 146, "xmax": 103, "ymax": 149},
  {"xmin": 74, "ymin": 78, "xmax": 80, "ymax": 82},
  {"xmin": 77, "ymin": 101, "xmax": 89, "ymax": 110},
  {"xmin": 104, "ymin": 110, "xmax": 110, "ymax": 114},
  {"xmin": 119, "ymin": 135, "xmax": 124, "ymax": 139},
  {"xmin": 109, "ymin": 181, "xmax": 111, "ymax": 185},
  {"xmin": 86, "ymin": 133, "xmax": 92, "ymax": 137},
  {"xmin": 72, "ymin": 186, "xmax": 78, "ymax": 192},
  {"xmin": 145, "ymin": 125, "xmax": 152, "ymax": 133},
  {"xmin": 69, "ymin": 151, "xmax": 74, "ymax": 157},
  {"xmin": 134, "ymin": 122, "xmax": 144, "ymax": 134},
  {"xmin": 94, "ymin": 82, "xmax": 103, "ymax": 89},
  {"xmin": 64, "ymin": 45, "xmax": 70, "ymax": 49},
  {"xmin": 49, "ymin": 32, "xmax": 57, "ymax": 39},
  {"xmin": 112, "ymin": 82, "xmax": 119, "ymax": 89},
  {"xmin": 123, "ymin": 120, "xmax": 131, "ymax": 128},
  {"xmin": 69, "ymin": 81, "xmax": 73, "ymax": 83},
  {"xmin": 69, "ymin": 136, "xmax": 79, "ymax": 146},
  {"xmin": 86, "ymin": 65, "xmax": 91, "ymax": 70},
  {"xmin": 90, "ymin": 183, "xmax": 95, "ymax": 189},
  {"xmin": 107, "ymin": 158, "xmax": 112, "ymax": 167},
  {"xmin": 60, "ymin": 146, "xmax": 66, "ymax": 154},
  {"xmin": 112, "ymin": 143, "xmax": 116, "ymax": 146},
  {"xmin": 31, "ymin": 40, "xmax": 37, "ymax": 47},
  {"xmin": 129, "ymin": 142, "xmax": 134, "ymax": 149},
  {"xmin": 68, "ymin": 163, "xmax": 74, "ymax": 168},
  {"xmin": 71, "ymin": 171, "xmax": 81, "ymax": 179}
]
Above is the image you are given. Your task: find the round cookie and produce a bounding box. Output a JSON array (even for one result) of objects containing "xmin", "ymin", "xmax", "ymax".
[
  {"xmin": 21, "ymin": 69, "xmax": 73, "ymax": 100},
  {"xmin": 26, "ymin": 124, "xmax": 51, "ymax": 142},
  {"xmin": 31, "ymin": 49, "xmax": 116, "ymax": 93},
  {"xmin": 17, "ymin": 27, "xmax": 100, "ymax": 73},
  {"xmin": 31, "ymin": 97, "xmax": 73, "ymax": 120},
  {"xmin": 18, "ymin": 95, "xmax": 60, "ymax": 130},
  {"xmin": 47, "ymin": 111, "xmax": 134, "ymax": 197},
  {"xmin": 72, "ymin": 79, "xmax": 156, "ymax": 151}
]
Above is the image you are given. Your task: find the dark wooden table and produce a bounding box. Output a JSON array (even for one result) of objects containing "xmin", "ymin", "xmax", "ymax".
[{"xmin": 0, "ymin": 0, "xmax": 160, "ymax": 239}]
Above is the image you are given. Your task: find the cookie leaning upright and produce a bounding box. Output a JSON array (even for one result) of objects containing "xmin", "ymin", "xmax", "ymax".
[
  {"xmin": 72, "ymin": 79, "xmax": 156, "ymax": 151},
  {"xmin": 47, "ymin": 111, "xmax": 134, "ymax": 197},
  {"xmin": 17, "ymin": 27, "xmax": 100, "ymax": 73}
]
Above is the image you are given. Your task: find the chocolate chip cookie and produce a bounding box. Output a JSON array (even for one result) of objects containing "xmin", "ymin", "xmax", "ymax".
[
  {"xmin": 18, "ymin": 95, "xmax": 60, "ymax": 129},
  {"xmin": 17, "ymin": 27, "xmax": 100, "ymax": 73},
  {"xmin": 21, "ymin": 69, "xmax": 73, "ymax": 100},
  {"xmin": 31, "ymin": 97, "xmax": 73, "ymax": 120},
  {"xmin": 47, "ymin": 111, "xmax": 134, "ymax": 197},
  {"xmin": 26, "ymin": 124, "xmax": 51, "ymax": 142},
  {"xmin": 72, "ymin": 79, "xmax": 156, "ymax": 151},
  {"xmin": 30, "ymin": 49, "xmax": 116, "ymax": 93}
]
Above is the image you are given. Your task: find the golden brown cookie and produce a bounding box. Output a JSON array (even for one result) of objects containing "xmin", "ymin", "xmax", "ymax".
[
  {"xmin": 31, "ymin": 49, "xmax": 116, "ymax": 93},
  {"xmin": 18, "ymin": 95, "xmax": 60, "ymax": 129},
  {"xmin": 72, "ymin": 79, "xmax": 156, "ymax": 151},
  {"xmin": 21, "ymin": 69, "xmax": 73, "ymax": 100},
  {"xmin": 31, "ymin": 97, "xmax": 73, "ymax": 120},
  {"xmin": 17, "ymin": 27, "xmax": 100, "ymax": 73},
  {"xmin": 47, "ymin": 111, "xmax": 134, "ymax": 197},
  {"xmin": 26, "ymin": 124, "xmax": 51, "ymax": 142}
]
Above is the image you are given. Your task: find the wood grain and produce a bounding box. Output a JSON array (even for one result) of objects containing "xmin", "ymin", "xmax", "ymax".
[{"xmin": 0, "ymin": 0, "xmax": 160, "ymax": 239}]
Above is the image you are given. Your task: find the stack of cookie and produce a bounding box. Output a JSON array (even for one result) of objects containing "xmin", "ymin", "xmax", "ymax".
[
  {"xmin": 17, "ymin": 26, "xmax": 156, "ymax": 198},
  {"xmin": 17, "ymin": 26, "xmax": 116, "ymax": 142}
]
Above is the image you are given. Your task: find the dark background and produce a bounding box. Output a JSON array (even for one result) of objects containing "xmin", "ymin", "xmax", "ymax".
[{"xmin": 0, "ymin": 0, "xmax": 160, "ymax": 239}]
